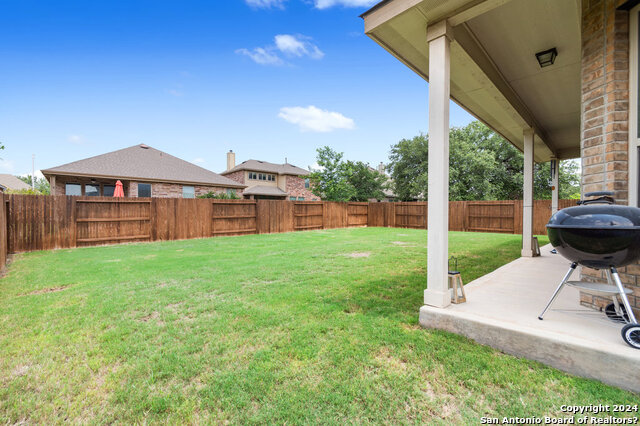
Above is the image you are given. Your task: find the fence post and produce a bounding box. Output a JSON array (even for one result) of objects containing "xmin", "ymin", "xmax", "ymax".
[
  {"xmin": 151, "ymin": 198, "xmax": 157, "ymax": 241},
  {"xmin": 71, "ymin": 197, "xmax": 77, "ymax": 248},
  {"xmin": 322, "ymin": 202, "xmax": 326, "ymax": 230}
]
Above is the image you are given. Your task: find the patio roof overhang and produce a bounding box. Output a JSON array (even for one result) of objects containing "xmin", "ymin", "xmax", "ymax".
[{"xmin": 362, "ymin": 0, "xmax": 582, "ymax": 162}]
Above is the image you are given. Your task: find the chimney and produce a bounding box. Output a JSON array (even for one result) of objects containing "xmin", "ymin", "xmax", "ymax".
[
  {"xmin": 378, "ymin": 162, "xmax": 385, "ymax": 174},
  {"xmin": 227, "ymin": 150, "xmax": 235, "ymax": 171}
]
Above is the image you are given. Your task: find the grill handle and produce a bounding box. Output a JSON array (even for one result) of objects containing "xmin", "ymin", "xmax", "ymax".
[{"xmin": 578, "ymin": 191, "xmax": 615, "ymax": 205}]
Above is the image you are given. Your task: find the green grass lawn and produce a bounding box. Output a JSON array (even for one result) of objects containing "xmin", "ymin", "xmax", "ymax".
[{"xmin": 0, "ymin": 228, "xmax": 637, "ymax": 423}]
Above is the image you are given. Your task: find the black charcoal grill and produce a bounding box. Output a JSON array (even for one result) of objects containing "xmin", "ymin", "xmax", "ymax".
[{"xmin": 538, "ymin": 191, "xmax": 640, "ymax": 349}]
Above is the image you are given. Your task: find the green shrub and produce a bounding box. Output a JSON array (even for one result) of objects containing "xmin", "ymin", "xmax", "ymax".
[{"xmin": 197, "ymin": 191, "xmax": 240, "ymax": 199}]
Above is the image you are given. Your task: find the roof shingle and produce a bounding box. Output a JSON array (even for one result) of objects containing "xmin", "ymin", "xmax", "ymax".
[
  {"xmin": 242, "ymin": 185, "xmax": 288, "ymax": 197},
  {"xmin": 222, "ymin": 159, "xmax": 309, "ymax": 176},
  {"xmin": 0, "ymin": 174, "xmax": 31, "ymax": 191},
  {"xmin": 42, "ymin": 144, "xmax": 245, "ymax": 188}
]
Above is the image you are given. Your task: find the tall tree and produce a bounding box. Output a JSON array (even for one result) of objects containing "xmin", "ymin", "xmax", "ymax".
[
  {"xmin": 387, "ymin": 121, "xmax": 581, "ymax": 201},
  {"xmin": 308, "ymin": 147, "xmax": 355, "ymax": 202},
  {"xmin": 308, "ymin": 147, "xmax": 387, "ymax": 201},
  {"xmin": 387, "ymin": 135, "xmax": 429, "ymax": 201},
  {"xmin": 345, "ymin": 160, "xmax": 387, "ymax": 201}
]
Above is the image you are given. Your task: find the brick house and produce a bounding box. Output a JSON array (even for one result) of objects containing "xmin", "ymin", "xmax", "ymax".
[
  {"xmin": 42, "ymin": 144, "xmax": 245, "ymax": 198},
  {"xmin": 220, "ymin": 151, "xmax": 319, "ymax": 200},
  {"xmin": 362, "ymin": 0, "xmax": 640, "ymax": 317}
]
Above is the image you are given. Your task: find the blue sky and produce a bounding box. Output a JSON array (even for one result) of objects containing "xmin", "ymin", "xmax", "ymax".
[{"xmin": 0, "ymin": 0, "xmax": 474, "ymax": 176}]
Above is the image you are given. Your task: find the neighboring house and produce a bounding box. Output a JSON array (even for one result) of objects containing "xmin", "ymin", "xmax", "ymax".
[
  {"xmin": 221, "ymin": 151, "xmax": 319, "ymax": 200},
  {"xmin": 0, "ymin": 174, "xmax": 31, "ymax": 192},
  {"xmin": 361, "ymin": 0, "xmax": 639, "ymax": 313},
  {"xmin": 42, "ymin": 144, "xmax": 245, "ymax": 198}
]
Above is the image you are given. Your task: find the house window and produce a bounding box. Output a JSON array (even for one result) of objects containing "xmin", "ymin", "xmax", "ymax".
[
  {"xmin": 103, "ymin": 185, "xmax": 115, "ymax": 197},
  {"xmin": 305, "ymin": 178, "xmax": 310, "ymax": 189},
  {"xmin": 183, "ymin": 185, "xmax": 195, "ymax": 198},
  {"xmin": 226, "ymin": 189, "xmax": 236, "ymax": 196},
  {"xmin": 138, "ymin": 183, "xmax": 152, "ymax": 198},
  {"xmin": 85, "ymin": 184, "xmax": 100, "ymax": 196},
  {"xmin": 249, "ymin": 172, "xmax": 256, "ymax": 180},
  {"xmin": 298, "ymin": 197, "xmax": 305, "ymax": 201},
  {"xmin": 289, "ymin": 196, "xmax": 296, "ymax": 200},
  {"xmin": 65, "ymin": 183, "xmax": 82, "ymax": 196}
]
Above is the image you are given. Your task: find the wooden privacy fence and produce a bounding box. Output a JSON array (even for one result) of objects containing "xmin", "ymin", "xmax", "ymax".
[{"xmin": 5, "ymin": 195, "xmax": 577, "ymax": 254}]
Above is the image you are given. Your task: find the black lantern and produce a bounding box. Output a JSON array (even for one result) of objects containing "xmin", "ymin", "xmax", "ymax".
[{"xmin": 535, "ymin": 48, "xmax": 557, "ymax": 68}]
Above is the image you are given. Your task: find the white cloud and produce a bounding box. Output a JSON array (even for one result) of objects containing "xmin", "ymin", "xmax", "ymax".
[
  {"xmin": 192, "ymin": 158, "xmax": 206, "ymax": 165},
  {"xmin": 236, "ymin": 47, "xmax": 284, "ymax": 66},
  {"xmin": 313, "ymin": 0, "xmax": 377, "ymax": 8},
  {"xmin": 245, "ymin": 0, "xmax": 287, "ymax": 8},
  {"xmin": 275, "ymin": 34, "xmax": 324, "ymax": 59},
  {"xmin": 68, "ymin": 134, "xmax": 84, "ymax": 144},
  {"xmin": 278, "ymin": 106, "xmax": 355, "ymax": 132},
  {"xmin": 237, "ymin": 34, "xmax": 323, "ymax": 66}
]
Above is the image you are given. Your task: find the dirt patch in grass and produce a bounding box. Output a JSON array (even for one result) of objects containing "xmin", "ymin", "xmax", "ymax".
[
  {"xmin": 12, "ymin": 364, "xmax": 30, "ymax": 377},
  {"xmin": 392, "ymin": 241, "xmax": 414, "ymax": 246},
  {"xmin": 28, "ymin": 285, "xmax": 70, "ymax": 295},
  {"xmin": 166, "ymin": 302, "xmax": 184, "ymax": 312},
  {"xmin": 139, "ymin": 311, "xmax": 160, "ymax": 322},
  {"xmin": 345, "ymin": 252, "xmax": 370, "ymax": 258},
  {"xmin": 400, "ymin": 323, "xmax": 422, "ymax": 331},
  {"xmin": 374, "ymin": 347, "xmax": 408, "ymax": 372}
]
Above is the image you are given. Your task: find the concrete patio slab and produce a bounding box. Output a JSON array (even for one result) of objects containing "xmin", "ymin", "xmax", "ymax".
[{"xmin": 419, "ymin": 245, "xmax": 640, "ymax": 393}]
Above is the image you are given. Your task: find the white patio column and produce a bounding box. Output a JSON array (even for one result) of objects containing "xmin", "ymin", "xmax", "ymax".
[
  {"xmin": 551, "ymin": 157, "xmax": 559, "ymax": 215},
  {"xmin": 522, "ymin": 128, "xmax": 535, "ymax": 257},
  {"xmin": 424, "ymin": 21, "xmax": 453, "ymax": 308}
]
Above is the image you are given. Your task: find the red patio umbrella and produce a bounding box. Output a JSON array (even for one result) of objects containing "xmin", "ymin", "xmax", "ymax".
[{"xmin": 113, "ymin": 180, "xmax": 125, "ymax": 198}]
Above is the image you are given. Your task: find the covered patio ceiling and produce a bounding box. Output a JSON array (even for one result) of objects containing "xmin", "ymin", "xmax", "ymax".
[{"xmin": 362, "ymin": 0, "xmax": 582, "ymax": 162}]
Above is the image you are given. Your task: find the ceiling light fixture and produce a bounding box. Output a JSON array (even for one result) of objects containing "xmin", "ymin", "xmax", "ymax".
[{"xmin": 535, "ymin": 48, "xmax": 557, "ymax": 68}]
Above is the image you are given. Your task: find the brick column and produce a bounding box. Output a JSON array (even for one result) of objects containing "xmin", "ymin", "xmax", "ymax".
[
  {"xmin": 581, "ymin": 0, "xmax": 629, "ymax": 203},
  {"xmin": 580, "ymin": 0, "xmax": 639, "ymax": 316}
]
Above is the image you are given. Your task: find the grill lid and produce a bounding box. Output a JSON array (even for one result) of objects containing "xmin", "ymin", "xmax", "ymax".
[{"xmin": 547, "ymin": 205, "xmax": 640, "ymax": 230}]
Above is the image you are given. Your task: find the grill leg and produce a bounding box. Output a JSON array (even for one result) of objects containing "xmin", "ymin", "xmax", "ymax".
[
  {"xmin": 538, "ymin": 262, "xmax": 578, "ymax": 320},
  {"xmin": 605, "ymin": 271, "xmax": 624, "ymax": 317},
  {"xmin": 610, "ymin": 267, "xmax": 638, "ymax": 325}
]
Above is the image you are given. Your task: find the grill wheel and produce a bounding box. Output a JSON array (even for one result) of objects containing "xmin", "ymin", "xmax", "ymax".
[{"xmin": 621, "ymin": 324, "xmax": 640, "ymax": 349}]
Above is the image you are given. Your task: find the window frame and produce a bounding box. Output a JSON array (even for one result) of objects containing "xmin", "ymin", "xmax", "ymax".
[
  {"xmin": 103, "ymin": 185, "xmax": 116, "ymax": 197},
  {"xmin": 137, "ymin": 183, "xmax": 152, "ymax": 198},
  {"xmin": 85, "ymin": 184, "xmax": 100, "ymax": 197},
  {"xmin": 182, "ymin": 185, "xmax": 195, "ymax": 199},
  {"xmin": 65, "ymin": 183, "xmax": 82, "ymax": 196}
]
